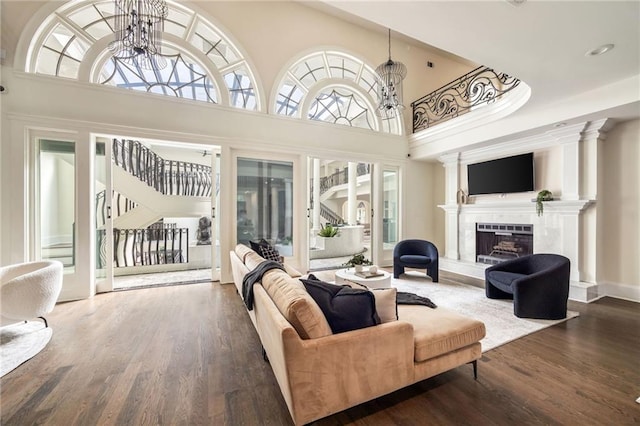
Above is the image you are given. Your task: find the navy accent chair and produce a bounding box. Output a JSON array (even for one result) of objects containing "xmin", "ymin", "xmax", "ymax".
[
  {"xmin": 485, "ymin": 253, "xmax": 570, "ymax": 319},
  {"xmin": 393, "ymin": 239, "xmax": 439, "ymax": 282}
]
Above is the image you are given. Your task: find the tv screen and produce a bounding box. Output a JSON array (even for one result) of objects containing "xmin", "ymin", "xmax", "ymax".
[{"xmin": 467, "ymin": 153, "xmax": 534, "ymax": 196}]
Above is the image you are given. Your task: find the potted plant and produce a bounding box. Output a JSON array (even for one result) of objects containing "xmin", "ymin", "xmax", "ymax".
[
  {"xmin": 317, "ymin": 223, "xmax": 339, "ymax": 238},
  {"xmin": 342, "ymin": 253, "xmax": 372, "ymax": 272},
  {"xmin": 536, "ymin": 189, "xmax": 553, "ymax": 216}
]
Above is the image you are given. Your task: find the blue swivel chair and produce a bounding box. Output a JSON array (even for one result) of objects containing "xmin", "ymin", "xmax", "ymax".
[{"xmin": 393, "ymin": 239, "xmax": 439, "ymax": 282}]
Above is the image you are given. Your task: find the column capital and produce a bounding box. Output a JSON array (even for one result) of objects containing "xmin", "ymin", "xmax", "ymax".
[
  {"xmin": 581, "ymin": 118, "xmax": 615, "ymax": 142},
  {"xmin": 438, "ymin": 152, "xmax": 460, "ymax": 166}
]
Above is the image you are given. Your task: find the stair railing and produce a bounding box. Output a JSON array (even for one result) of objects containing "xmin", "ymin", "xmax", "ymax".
[
  {"xmin": 319, "ymin": 202, "xmax": 344, "ymax": 225},
  {"xmin": 112, "ymin": 138, "xmax": 212, "ymax": 197},
  {"xmin": 95, "ymin": 190, "xmax": 137, "ymax": 228},
  {"xmin": 411, "ymin": 66, "xmax": 521, "ymax": 133},
  {"xmin": 319, "ymin": 163, "xmax": 370, "ymax": 194},
  {"xmin": 97, "ymin": 227, "xmax": 189, "ymax": 268}
]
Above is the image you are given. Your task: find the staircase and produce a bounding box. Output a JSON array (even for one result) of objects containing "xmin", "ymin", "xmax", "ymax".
[
  {"xmin": 319, "ymin": 202, "xmax": 344, "ymax": 225},
  {"xmin": 96, "ymin": 138, "xmax": 214, "ymax": 270},
  {"xmin": 312, "ymin": 163, "xmax": 369, "ymax": 224}
]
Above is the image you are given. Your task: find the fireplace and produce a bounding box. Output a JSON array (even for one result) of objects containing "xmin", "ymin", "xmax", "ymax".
[{"xmin": 476, "ymin": 223, "xmax": 533, "ymax": 265}]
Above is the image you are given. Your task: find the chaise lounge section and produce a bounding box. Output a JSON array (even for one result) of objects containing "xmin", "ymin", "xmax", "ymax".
[{"xmin": 230, "ymin": 244, "xmax": 486, "ymax": 425}]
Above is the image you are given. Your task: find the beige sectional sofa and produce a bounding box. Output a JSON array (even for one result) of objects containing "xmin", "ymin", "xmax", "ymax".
[{"xmin": 230, "ymin": 244, "xmax": 486, "ymax": 425}]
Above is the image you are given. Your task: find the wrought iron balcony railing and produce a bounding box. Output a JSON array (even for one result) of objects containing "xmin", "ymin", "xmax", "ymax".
[{"xmin": 411, "ymin": 66, "xmax": 521, "ymax": 133}]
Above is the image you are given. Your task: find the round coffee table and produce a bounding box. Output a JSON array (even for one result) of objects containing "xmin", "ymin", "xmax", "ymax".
[{"xmin": 335, "ymin": 268, "xmax": 391, "ymax": 289}]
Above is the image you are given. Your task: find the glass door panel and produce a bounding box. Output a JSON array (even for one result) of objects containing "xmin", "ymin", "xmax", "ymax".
[
  {"xmin": 380, "ymin": 167, "xmax": 400, "ymax": 266},
  {"xmin": 38, "ymin": 140, "xmax": 76, "ymax": 272},
  {"xmin": 383, "ymin": 169, "xmax": 399, "ymax": 248},
  {"xmin": 236, "ymin": 157, "xmax": 293, "ymax": 256}
]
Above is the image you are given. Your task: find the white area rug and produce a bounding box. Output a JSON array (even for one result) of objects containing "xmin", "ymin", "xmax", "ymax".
[
  {"xmin": 392, "ymin": 272, "xmax": 579, "ymax": 352},
  {"xmin": 1, "ymin": 321, "xmax": 52, "ymax": 377}
]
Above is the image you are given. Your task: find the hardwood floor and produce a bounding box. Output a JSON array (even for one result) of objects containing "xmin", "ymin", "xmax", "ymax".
[{"xmin": 1, "ymin": 280, "xmax": 639, "ymax": 425}]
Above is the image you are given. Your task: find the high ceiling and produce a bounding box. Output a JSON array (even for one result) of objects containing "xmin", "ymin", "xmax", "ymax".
[
  {"xmin": 321, "ymin": 0, "xmax": 640, "ymax": 126},
  {"xmin": 2, "ymin": 0, "xmax": 638, "ymax": 138}
]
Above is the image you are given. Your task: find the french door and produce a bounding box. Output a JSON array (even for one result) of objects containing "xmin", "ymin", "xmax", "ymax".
[
  {"xmin": 307, "ymin": 157, "xmax": 373, "ymax": 271},
  {"xmin": 94, "ymin": 137, "xmax": 220, "ymax": 292}
]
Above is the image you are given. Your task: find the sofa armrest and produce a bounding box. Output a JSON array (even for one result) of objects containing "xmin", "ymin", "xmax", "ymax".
[{"xmin": 253, "ymin": 284, "xmax": 414, "ymax": 425}]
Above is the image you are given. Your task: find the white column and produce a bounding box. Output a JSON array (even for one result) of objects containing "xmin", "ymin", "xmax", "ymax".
[
  {"xmin": 580, "ymin": 119, "xmax": 613, "ymax": 284},
  {"xmin": 439, "ymin": 153, "xmax": 461, "ymax": 260},
  {"xmin": 347, "ymin": 162, "xmax": 357, "ymax": 225},
  {"xmin": 561, "ymin": 139, "xmax": 580, "ymax": 201}
]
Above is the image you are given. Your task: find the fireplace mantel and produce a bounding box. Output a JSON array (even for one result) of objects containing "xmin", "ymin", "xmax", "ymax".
[
  {"xmin": 439, "ymin": 198, "xmax": 597, "ymax": 301},
  {"xmin": 438, "ymin": 199, "xmax": 594, "ymax": 215}
]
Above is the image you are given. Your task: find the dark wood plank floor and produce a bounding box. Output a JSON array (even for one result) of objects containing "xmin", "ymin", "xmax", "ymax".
[{"xmin": 1, "ymin": 278, "xmax": 639, "ymax": 425}]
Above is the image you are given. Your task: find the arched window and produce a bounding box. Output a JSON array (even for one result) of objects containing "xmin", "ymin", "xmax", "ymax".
[
  {"xmin": 27, "ymin": 0, "xmax": 260, "ymax": 110},
  {"xmin": 274, "ymin": 51, "xmax": 402, "ymax": 135}
]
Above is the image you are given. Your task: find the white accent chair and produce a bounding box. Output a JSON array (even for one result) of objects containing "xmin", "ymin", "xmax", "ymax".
[{"xmin": 1, "ymin": 260, "xmax": 63, "ymax": 327}]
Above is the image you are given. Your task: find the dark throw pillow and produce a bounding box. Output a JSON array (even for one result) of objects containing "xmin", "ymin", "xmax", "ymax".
[
  {"xmin": 250, "ymin": 239, "xmax": 281, "ymax": 263},
  {"xmin": 259, "ymin": 244, "xmax": 281, "ymax": 263},
  {"xmin": 249, "ymin": 239, "xmax": 262, "ymax": 253},
  {"xmin": 300, "ymin": 275, "xmax": 380, "ymax": 333}
]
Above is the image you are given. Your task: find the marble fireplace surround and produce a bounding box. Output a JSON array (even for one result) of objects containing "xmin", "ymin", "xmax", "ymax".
[{"xmin": 437, "ymin": 119, "xmax": 612, "ymax": 303}]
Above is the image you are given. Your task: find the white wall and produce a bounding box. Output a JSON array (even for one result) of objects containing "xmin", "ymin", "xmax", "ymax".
[
  {"xmin": 601, "ymin": 118, "xmax": 640, "ymax": 299},
  {"xmin": 403, "ymin": 159, "xmax": 444, "ymax": 250}
]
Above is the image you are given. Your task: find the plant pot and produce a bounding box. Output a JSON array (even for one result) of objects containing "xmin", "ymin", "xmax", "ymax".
[{"xmin": 355, "ymin": 265, "xmax": 364, "ymax": 273}]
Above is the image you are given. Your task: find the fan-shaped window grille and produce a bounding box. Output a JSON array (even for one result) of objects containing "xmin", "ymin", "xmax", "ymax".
[
  {"xmin": 27, "ymin": 0, "xmax": 259, "ymax": 110},
  {"xmin": 308, "ymin": 88, "xmax": 374, "ymax": 131},
  {"xmin": 275, "ymin": 51, "xmax": 402, "ymax": 135}
]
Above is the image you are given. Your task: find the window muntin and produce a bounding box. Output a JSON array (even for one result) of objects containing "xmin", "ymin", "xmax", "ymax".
[
  {"xmin": 276, "ymin": 80, "xmax": 305, "ymax": 116},
  {"xmin": 224, "ymin": 68, "xmax": 256, "ymax": 109},
  {"xmin": 100, "ymin": 47, "xmax": 218, "ymax": 103},
  {"xmin": 189, "ymin": 20, "xmax": 240, "ymax": 67},
  {"xmin": 29, "ymin": 0, "xmax": 258, "ymax": 110},
  {"xmin": 275, "ymin": 51, "xmax": 402, "ymax": 135},
  {"xmin": 308, "ymin": 88, "xmax": 374, "ymax": 131},
  {"xmin": 38, "ymin": 24, "xmax": 89, "ymax": 78}
]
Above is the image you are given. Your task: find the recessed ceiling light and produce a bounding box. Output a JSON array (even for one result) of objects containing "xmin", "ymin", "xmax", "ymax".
[
  {"xmin": 585, "ymin": 44, "xmax": 615, "ymax": 57},
  {"xmin": 554, "ymin": 122, "xmax": 567, "ymax": 128}
]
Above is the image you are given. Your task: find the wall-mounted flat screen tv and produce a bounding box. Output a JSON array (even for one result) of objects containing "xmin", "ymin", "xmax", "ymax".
[{"xmin": 467, "ymin": 153, "xmax": 534, "ymax": 196}]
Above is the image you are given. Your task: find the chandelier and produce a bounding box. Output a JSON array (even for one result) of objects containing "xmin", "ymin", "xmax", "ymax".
[
  {"xmin": 109, "ymin": 0, "xmax": 169, "ymax": 69},
  {"xmin": 375, "ymin": 29, "xmax": 407, "ymax": 119}
]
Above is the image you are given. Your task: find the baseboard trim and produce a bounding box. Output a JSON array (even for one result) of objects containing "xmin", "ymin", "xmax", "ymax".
[{"xmin": 598, "ymin": 281, "xmax": 640, "ymax": 303}]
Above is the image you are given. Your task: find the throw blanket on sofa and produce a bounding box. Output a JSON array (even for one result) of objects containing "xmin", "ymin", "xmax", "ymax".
[
  {"xmin": 396, "ymin": 292, "xmax": 437, "ymax": 309},
  {"xmin": 242, "ymin": 260, "xmax": 286, "ymax": 310}
]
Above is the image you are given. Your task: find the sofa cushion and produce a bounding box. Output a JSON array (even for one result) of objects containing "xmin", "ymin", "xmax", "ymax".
[
  {"xmin": 301, "ymin": 278, "xmax": 380, "ymax": 333},
  {"xmin": 283, "ymin": 263, "xmax": 303, "ymax": 278},
  {"xmin": 398, "ymin": 305, "xmax": 486, "ymax": 362},
  {"xmin": 345, "ymin": 281, "xmax": 398, "ymax": 323},
  {"xmin": 245, "ymin": 252, "xmax": 266, "ymax": 271},
  {"xmin": 487, "ymin": 271, "xmax": 527, "ymax": 293},
  {"xmin": 261, "ymin": 270, "xmax": 332, "ymax": 339},
  {"xmin": 234, "ymin": 244, "xmax": 255, "ymax": 263}
]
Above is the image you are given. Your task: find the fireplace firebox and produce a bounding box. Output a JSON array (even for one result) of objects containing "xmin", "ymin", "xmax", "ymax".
[{"xmin": 476, "ymin": 223, "xmax": 533, "ymax": 265}]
